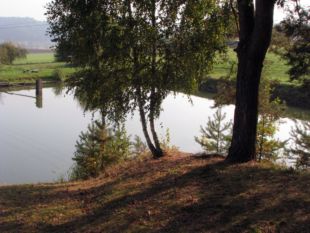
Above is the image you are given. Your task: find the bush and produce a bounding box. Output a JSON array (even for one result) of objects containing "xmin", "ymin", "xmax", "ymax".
[
  {"xmin": 195, "ymin": 107, "xmax": 232, "ymax": 155},
  {"xmin": 287, "ymin": 121, "xmax": 310, "ymax": 170},
  {"xmin": 69, "ymin": 121, "xmax": 131, "ymax": 180},
  {"xmin": 0, "ymin": 42, "xmax": 27, "ymax": 65},
  {"xmin": 53, "ymin": 68, "xmax": 66, "ymax": 81}
]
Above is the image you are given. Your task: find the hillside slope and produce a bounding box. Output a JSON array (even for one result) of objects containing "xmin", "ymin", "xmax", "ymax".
[
  {"xmin": 0, "ymin": 154, "xmax": 309, "ymax": 233},
  {"xmin": 0, "ymin": 17, "xmax": 51, "ymax": 49}
]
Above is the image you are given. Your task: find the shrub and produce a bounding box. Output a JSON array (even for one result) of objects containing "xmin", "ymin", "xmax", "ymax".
[
  {"xmin": 195, "ymin": 107, "xmax": 232, "ymax": 155},
  {"xmin": 0, "ymin": 42, "xmax": 27, "ymax": 65},
  {"xmin": 53, "ymin": 68, "xmax": 66, "ymax": 81},
  {"xmin": 69, "ymin": 121, "xmax": 131, "ymax": 180},
  {"xmin": 287, "ymin": 121, "xmax": 310, "ymax": 170}
]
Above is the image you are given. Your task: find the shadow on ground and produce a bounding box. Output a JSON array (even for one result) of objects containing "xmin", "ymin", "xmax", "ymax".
[{"xmin": 0, "ymin": 155, "xmax": 309, "ymax": 233}]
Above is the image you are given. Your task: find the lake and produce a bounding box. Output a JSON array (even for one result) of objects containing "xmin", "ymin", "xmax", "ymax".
[{"xmin": 0, "ymin": 86, "xmax": 309, "ymax": 184}]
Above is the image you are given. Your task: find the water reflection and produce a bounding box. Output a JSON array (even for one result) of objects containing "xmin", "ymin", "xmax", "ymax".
[
  {"xmin": 0, "ymin": 86, "xmax": 45, "ymax": 109},
  {"xmin": 0, "ymin": 86, "xmax": 309, "ymax": 184},
  {"xmin": 35, "ymin": 95, "xmax": 43, "ymax": 108}
]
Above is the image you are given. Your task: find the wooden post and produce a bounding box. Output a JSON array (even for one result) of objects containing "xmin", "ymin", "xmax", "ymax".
[
  {"xmin": 36, "ymin": 79, "xmax": 43, "ymax": 108},
  {"xmin": 36, "ymin": 79, "xmax": 43, "ymax": 96},
  {"xmin": 36, "ymin": 95, "xmax": 43, "ymax": 108}
]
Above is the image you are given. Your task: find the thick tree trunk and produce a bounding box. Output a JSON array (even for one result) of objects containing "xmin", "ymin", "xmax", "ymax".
[{"xmin": 226, "ymin": 0, "xmax": 275, "ymax": 163}]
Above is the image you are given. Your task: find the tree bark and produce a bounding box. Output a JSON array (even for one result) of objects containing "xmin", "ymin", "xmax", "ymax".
[
  {"xmin": 137, "ymin": 88, "xmax": 160, "ymax": 158},
  {"xmin": 149, "ymin": 90, "xmax": 164, "ymax": 157},
  {"xmin": 148, "ymin": 0, "xmax": 164, "ymax": 158},
  {"xmin": 226, "ymin": 0, "xmax": 276, "ymax": 163}
]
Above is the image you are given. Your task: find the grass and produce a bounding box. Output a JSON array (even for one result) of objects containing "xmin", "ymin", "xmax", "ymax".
[
  {"xmin": 210, "ymin": 48, "xmax": 290, "ymax": 83},
  {"xmin": 0, "ymin": 53, "xmax": 76, "ymax": 84},
  {"xmin": 0, "ymin": 50, "xmax": 290, "ymax": 85},
  {"xmin": 1, "ymin": 48, "xmax": 291, "ymax": 83},
  {"xmin": 0, "ymin": 153, "xmax": 309, "ymax": 233}
]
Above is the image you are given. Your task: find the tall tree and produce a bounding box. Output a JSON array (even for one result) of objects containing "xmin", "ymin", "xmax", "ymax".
[
  {"xmin": 47, "ymin": 0, "xmax": 229, "ymax": 158},
  {"xmin": 226, "ymin": 0, "xmax": 277, "ymax": 162},
  {"xmin": 275, "ymin": 1, "xmax": 309, "ymax": 84}
]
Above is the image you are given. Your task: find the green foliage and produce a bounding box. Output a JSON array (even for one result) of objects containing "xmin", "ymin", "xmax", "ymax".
[
  {"xmin": 131, "ymin": 135, "xmax": 148, "ymax": 156},
  {"xmin": 256, "ymin": 77, "xmax": 286, "ymax": 161},
  {"xmin": 53, "ymin": 68, "xmax": 66, "ymax": 81},
  {"xmin": 274, "ymin": 3, "xmax": 310, "ymax": 84},
  {"xmin": 105, "ymin": 124, "xmax": 132, "ymax": 161},
  {"xmin": 195, "ymin": 107, "xmax": 232, "ymax": 154},
  {"xmin": 47, "ymin": 0, "xmax": 230, "ymax": 156},
  {"xmin": 214, "ymin": 63, "xmax": 286, "ymax": 160},
  {"xmin": 287, "ymin": 121, "xmax": 310, "ymax": 170},
  {"xmin": 160, "ymin": 128, "xmax": 178, "ymax": 152},
  {"xmin": 70, "ymin": 121, "xmax": 131, "ymax": 180},
  {"xmin": 0, "ymin": 42, "xmax": 27, "ymax": 65}
]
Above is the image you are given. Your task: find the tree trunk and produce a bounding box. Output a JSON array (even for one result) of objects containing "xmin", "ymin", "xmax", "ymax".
[
  {"xmin": 149, "ymin": 90, "xmax": 164, "ymax": 157},
  {"xmin": 226, "ymin": 0, "xmax": 275, "ymax": 163},
  {"xmin": 148, "ymin": 1, "xmax": 164, "ymax": 158},
  {"xmin": 137, "ymin": 88, "xmax": 162, "ymax": 158}
]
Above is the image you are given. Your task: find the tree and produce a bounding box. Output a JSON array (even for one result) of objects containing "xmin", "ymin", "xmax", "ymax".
[
  {"xmin": 71, "ymin": 121, "xmax": 131, "ymax": 180},
  {"xmin": 256, "ymin": 77, "xmax": 285, "ymax": 161},
  {"xmin": 287, "ymin": 121, "xmax": 310, "ymax": 169},
  {"xmin": 195, "ymin": 107, "xmax": 232, "ymax": 154},
  {"xmin": 215, "ymin": 61, "xmax": 286, "ymax": 161},
  {"xmin": 275, "ymin": 2, "xmax": 309, "ymax": 83},
  {"xmin": 47, "ymin": 0, "xmax": 230, "ymax": 158},
  {"xmin": 0, "ymin": 42, "xmax": 27, "ymax": 65},
  {"xmin": 226, "ymin": 0, "xmax": 278, "ymax": 163}
]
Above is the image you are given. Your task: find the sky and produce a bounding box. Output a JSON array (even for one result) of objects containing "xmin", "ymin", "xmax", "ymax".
[
  {"xmin": 0, "ymin": 0, "xmax": 50, "ymax": 21},
  {"xmin": 0, "ymin": 0, "xmax": 308, "ymax": 22}
]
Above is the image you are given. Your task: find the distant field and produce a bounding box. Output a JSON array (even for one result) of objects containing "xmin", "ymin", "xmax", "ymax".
[
  {"xmin": 210, "ymin": 48, "xmax": 290, "ymax": 83},
  {"xmin": 0, "ymin": 53, "xmax": 76, "ymax": 84},
  {"xmin": 14, "ymin": 53, "xmax": 56, "ymax": 64},
  {"xmin": 1, "ymin": 50, "xmax": 291, "ymax": 85}
]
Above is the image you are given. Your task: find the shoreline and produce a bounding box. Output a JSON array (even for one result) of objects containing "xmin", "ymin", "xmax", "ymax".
[{"xmin": 199, "ymin": 77, "xmax": 310, "ymax": 110}]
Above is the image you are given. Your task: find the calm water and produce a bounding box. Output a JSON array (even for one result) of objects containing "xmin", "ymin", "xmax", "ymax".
[{"xmin": 0, "ymin": 87, "xmax": 309, "ymax": 184}]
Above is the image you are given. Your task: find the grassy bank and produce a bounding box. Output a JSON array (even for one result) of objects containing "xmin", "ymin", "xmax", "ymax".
[
  {"xmin": 0, "ymin": 154, "xmax": 309, "ymax": 233},
  {"xmin": 0, "ymin": 53, "xmax": 76, "ymax": 84},
  {"xmin": 199, "ymin": 77, "xmax": 310, "ymax": 110},
  {"xmin": 0, "ymin": 50, "xmax": 290, "ymax": 85},
  {"xmin": 210, "ymin": 49, "xmax": 290, "ymax": 83}
]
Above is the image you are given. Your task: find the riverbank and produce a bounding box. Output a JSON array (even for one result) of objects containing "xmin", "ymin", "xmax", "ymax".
[
  {"xmin": 1, "ymin": 51, "xmax": 307, "ymax": 110},
  {"xmin": 199, "ymin": 77, "xmax": 310, "ymax": 110},
  {"xmin": 0, "ymin": 53, "xmax": 75, "ymax": 86},
  {"xmin": 0, "ymin": 153, "xmax": 309, "ymax": 233}
]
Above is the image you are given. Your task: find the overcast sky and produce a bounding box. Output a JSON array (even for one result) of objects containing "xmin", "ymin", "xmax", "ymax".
[
  {"xmin": 0, "ymin": 0, "xmax": 50, "ymax": 21},
  {"xmin": 0, "ymin": 0, "xmax": 308, "ymax": 22}
]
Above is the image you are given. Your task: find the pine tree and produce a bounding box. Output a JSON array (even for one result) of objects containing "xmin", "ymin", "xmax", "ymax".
[
  {"xmin": 288, "ymin": 121, "xmax": 310, "ymax": 169},
  {"xmin": 72, "ymin": 121, "xmax": 111, "ymax": 180},
  {"xmin": 256, "ymin": 77, "xmax": 286, "ymax": 161},
  {"xmin": 71, "ymin": 121, "xmax": 131, "ymax": 180},
  {"xmin": 195, "ymin": 107, "xmax": 232, "ymax": 154}
]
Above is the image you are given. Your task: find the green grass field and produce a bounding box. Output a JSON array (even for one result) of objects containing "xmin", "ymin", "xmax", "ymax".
[
  {"xmin": 0, "ymin": 50, "xmax": 291, "ymax": 85},
  {"xmin": 210, "ymin": 48, "xmax": 290, "ymax": 83},
  {"xmin": 0, "ymin": 53, "xmax": 76, "ymax": 84}
]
